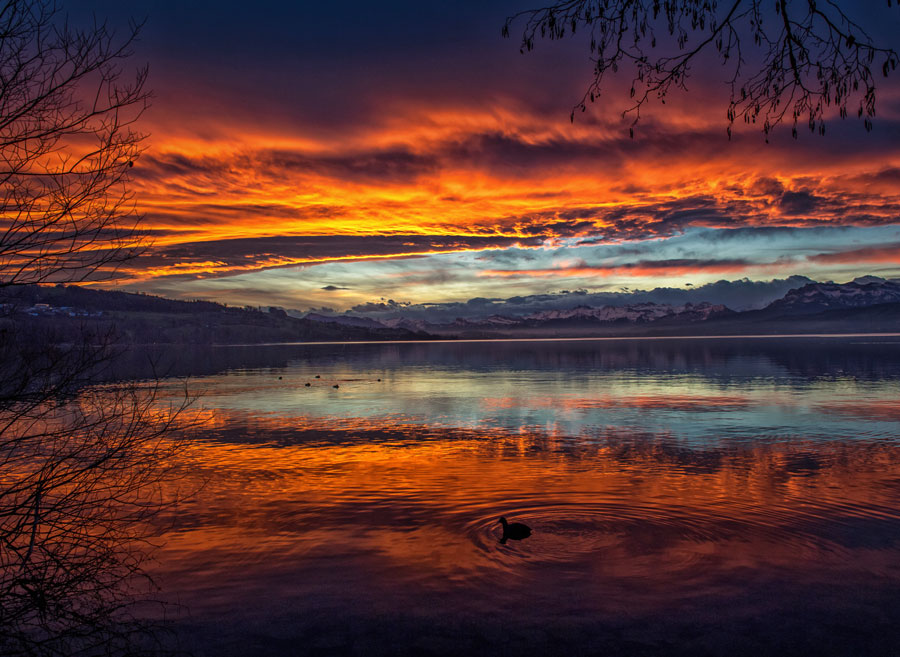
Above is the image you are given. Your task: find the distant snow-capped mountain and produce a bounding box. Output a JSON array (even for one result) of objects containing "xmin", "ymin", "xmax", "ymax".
[
  {"xmin": 523, "ymin": 301, "xmax": 729, "ymax": 324},
  {"xmin": 307, "ymin": 301, "xmax": 736, "ymax": 333},
  {"xmin": 450, "ymin": 314, "xmax": 524, "ymax": 327},
  {"xmin": 296, "ymin": 277, "xmax": 900, "ymax": 339},
  {"xmin": 763, "ymin": 277, "xmax": 900, "ymax": 315},
  {"xmin": 303, "ymin": 312, "xmax": 388, "ymax": 329},
  {"xmin": 380, "ymin": 317, "xmax": 431, "ymax": 332},
  {"xmin": 432, "ymin": 302, "xmax": 733, "ymax": 332}
]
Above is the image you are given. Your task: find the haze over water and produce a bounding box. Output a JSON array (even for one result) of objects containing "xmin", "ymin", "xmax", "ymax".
[{"xmin": 145, "ymin": 337, "xmax": 900, "ymax": 656}]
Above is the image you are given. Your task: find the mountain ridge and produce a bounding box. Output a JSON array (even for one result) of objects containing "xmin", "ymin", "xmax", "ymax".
[
  {"xmin": 2, "ymin": 277, "xmax": 898, "ymax": 343},
  {"xmin": 305, "ymin": 278, "xmax": 900, "ymax": 338}
]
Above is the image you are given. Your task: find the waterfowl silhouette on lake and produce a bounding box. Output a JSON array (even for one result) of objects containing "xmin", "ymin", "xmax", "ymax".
[
  {"xmin": 498, "ymin": 516, "xmax": 531, "ymax": 544},
  {"xmin": 333, "ymin": 384, "xmax": 339, "ymax": 389},
  {"xmin": 304, "ymin": 382, "xmax": 311, "ymax": 387}
]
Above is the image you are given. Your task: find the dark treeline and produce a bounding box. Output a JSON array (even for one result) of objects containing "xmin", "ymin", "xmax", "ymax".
[
  {"xmin": 0, "ymin": 284, "xmax": 434, "ymax": 345},
  {"xmin": 0, "ymin": 283, "xmax": 224, "ymax": 313}
]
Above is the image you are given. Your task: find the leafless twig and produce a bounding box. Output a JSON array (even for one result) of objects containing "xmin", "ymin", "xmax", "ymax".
[{"xmin": 504, "ymin": 0, "xmax": 899, "ymax": 138}]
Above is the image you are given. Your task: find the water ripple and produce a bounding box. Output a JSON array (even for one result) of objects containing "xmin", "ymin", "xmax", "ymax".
[{"xmin": 459, "ymin": 496, "xmax": 900, "ymax": 580}]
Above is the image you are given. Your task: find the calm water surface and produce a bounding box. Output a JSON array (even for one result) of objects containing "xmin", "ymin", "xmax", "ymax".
[{"xmin": 144, "ymin": 338, "xmax": 900, "ymax": 656}]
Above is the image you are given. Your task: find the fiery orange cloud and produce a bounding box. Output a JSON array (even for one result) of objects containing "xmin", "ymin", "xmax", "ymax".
[
  {"xmin": 107, "ymin": 99, "xmax": 900, "ymax": 285},
  {"xmin": 134, "ymin": 246, "xmax": 528, "ymax": 279}
]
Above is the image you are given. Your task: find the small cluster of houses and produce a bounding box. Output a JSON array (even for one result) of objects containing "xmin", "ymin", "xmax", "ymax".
[{"xmin": 0, "ymin": 302, "xmax": 103, "ymax": 318}]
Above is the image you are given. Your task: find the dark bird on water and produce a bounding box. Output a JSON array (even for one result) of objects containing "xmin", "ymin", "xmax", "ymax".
[
  {"xmin": 498, "ymin": 516, "xmax": 531, "ymax": 543},
  {"xmin": 304, "ymin": 382, "xmax": 311, "ymax": 387},
  {"xmin": 315, "ymin": 375, "xmax": 320, "ymax": 379},
  {"xmin": 333, "ymin": 384, "xmax": 339, "ymax": 389}
]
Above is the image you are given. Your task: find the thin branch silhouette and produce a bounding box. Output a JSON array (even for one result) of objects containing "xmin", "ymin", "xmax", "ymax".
[
  {"xmin": 0, "ymin": 2, "xmax": 194, "ymax": 654},
  {"xmin": 503, "ymin": 0, "xmax": 900, "ymax": 138}
]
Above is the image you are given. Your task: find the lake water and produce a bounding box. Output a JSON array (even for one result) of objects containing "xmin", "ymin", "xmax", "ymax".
[{"xmin": 143, "ymin": 337, "xmax": 900, "ymax": 656}]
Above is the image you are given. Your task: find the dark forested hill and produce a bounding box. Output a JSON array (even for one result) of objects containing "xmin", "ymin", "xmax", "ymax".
[{"xmin": 0, "ymin": 284, "xmax": 435, "ymax": 344}]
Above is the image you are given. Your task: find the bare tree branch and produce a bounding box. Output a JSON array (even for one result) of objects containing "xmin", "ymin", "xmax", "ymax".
[
  {"xmin": 0, "ymin": 3, "xmax": 194, "ymax": 654},
  {"xmin": 0, "ymin": 324, "xmax": 194, "ymax": 656},
  {"xmin": 0, "ymin": 0, "xmax": 150, "ymax": 287},
  {"xmin": 503, "ymin": 0, "xmax": 900, "ymax": 138}
]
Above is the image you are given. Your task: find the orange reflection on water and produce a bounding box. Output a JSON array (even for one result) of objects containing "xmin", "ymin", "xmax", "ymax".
[{"xmin": 151, "ymin": 412, "xmax": 900, "ymax": 620}]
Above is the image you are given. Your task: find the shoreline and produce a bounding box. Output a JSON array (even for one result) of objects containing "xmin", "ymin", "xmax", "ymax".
[{"xmin": 211, "ymin": 332, "xmax": 900, "ymax": 348}]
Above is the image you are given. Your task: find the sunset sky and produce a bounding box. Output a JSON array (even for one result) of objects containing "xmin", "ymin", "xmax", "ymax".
[{"xmin": 70, "ymin": 1, "xmax": 900, "ymax": 312}]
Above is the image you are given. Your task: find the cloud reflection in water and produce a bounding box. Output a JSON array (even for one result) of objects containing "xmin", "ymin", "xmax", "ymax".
[{"xmin": 140, "ymin": 338, "xmax": 900, "ymax": 656}]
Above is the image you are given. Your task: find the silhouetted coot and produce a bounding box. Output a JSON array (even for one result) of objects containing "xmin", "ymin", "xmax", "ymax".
[
  {"xmin": 498, "ymin": 516, "xmax": 531, "ymax": 543},
  {"xmin": 315, "ymin": 375, "xmax": 320, "ymax": 379},
  {"xmin": 304, "ymin": 382, "xmax": 311, "ymax": 387},
  {"xmin": 333, "ymin": 384, "xmax": 339, "ymax": 389},
  {"xmin": 278, "ymin": 376, "xmax": 282, "ymax": 380}
]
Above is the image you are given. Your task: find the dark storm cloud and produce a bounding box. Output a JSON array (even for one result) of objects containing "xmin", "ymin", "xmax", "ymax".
[
  {"xmin": 442, "ymin": 131, "xmax": 626, "ymax": 173},
  {"xmin": 573, "ymin": 199, "xmax": 741, "ymax": 244},
  {"xmin": 749, "ymin": 177, "xmax": 786, "ymax": 197},
  {"xmin": 849, "ymin": 167, "xmax": 900, "ymax": 187},
  {"xmin": 695, "ymin": 226, "xmax": 853, "ymax": 242},
  {"xmin": 618, "ymin": 258, "xmax": 754, "ymax": 271},
  {"xmin": 131, "ymin": 234, "xmax": 545, "ymax": 280},
  {"xmin": 261, "ymin": 148, "xmax": 440, "ymax": 185},
  {"xmin": 138, "ymin": 149, "xmax": 438, "ymax": 188},
  {"xmin": 779, "ymin": 190, "xmax": 822, "ymax": 215}
]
